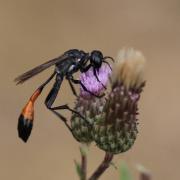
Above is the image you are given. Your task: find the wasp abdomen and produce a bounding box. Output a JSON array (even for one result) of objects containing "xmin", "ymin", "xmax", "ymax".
[
  {"xmin": 17, "ymin": 88, "xmax": 42, "ymax": 142},
  {"xmin": 18, "ymin": 114, "xmax": 33, "ymax": 142}
]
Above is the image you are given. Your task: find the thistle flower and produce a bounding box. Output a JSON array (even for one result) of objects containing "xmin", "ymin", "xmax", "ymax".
[
  {"xmin": 92, "ymin": 48, "xmax": 146, "ymax": 154},
  {"xmin": 71, "ymin": 64, "xmax": 111, "ymax": 143},
  {"xmin": 79, "ymin": 64, "xmax": 112, "ymax": 98}
]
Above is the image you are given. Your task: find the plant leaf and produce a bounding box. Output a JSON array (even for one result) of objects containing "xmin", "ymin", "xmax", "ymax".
[
  {"xmin": 119, "ymin": 162, "xmax": 132, "ymax": 180},
  {"xmin": 74, "ymin": 160, "xmax": 83, "ymax": 180}
]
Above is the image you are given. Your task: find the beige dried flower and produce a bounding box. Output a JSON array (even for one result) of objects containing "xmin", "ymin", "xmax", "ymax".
[{"xmin": 112, "ymin": 48, "xmax": 146, "ymax": 89}]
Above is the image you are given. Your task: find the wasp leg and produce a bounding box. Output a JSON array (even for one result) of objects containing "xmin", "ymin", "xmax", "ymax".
[
  {"xmin": 93, "ymin": 68, "xmax": 107, "ymax": 90},
  {"xmin": 80, "ymin": 64, "xmax": 91, "ymax": 73},
  {"xmin": 103, "ymin": 60, "xmax": 112, "ymax": 71},
  {"xmin": 68, "ymin": 75, "xmax": 105, "ymax": 98},
  {"xmin": 45, "ymin": 74, "xmax": 70, "ymax": 128},
  {"xmin": 50, "ymin": 104, "xmax": 89, "ymax": 123},
  {"xmin": 18, "ymin": 72, "xmax": 56, "ymax": 142},
  {"xmin": 44, "ymin": 74, "xmax": 89, "ymax": 130},
  {"xmin": 67, "ymin": 79, "xmax": 78, "ymax": 97},
  {"xmin": 49, "ymin": 109, "xmax": 72, "ymax": 132}
]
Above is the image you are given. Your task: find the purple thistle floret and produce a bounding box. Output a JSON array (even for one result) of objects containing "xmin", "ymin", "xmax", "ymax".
[{"xmin": 80, "ymin": 64, "xmax": 111, "ymax": 98}]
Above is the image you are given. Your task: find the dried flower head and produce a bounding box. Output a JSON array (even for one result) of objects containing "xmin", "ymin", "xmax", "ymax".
[
  {"xmin": 92, "ymin": 48, "xmax": 146, "ymax": 154},
  {"xmin": 112, "ymin": 48, "xmax": 146, "ymax": 89},
  {"xmin": 71, "ymin": 64, "xmax": 111, "ymax": 143}
]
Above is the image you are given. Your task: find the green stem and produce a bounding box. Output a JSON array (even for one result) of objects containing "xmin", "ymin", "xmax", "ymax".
[
  {"xmin": 88, "ymin": 152, "xmax": 114, "ymax": 180},
  {"xmin": 81, "ymin": 149, "xmax": 87, "ymax": 180}
]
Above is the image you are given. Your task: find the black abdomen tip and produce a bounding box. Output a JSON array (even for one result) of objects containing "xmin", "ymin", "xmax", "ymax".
[{"xmin": 17, "ymin": 114, "xmax": 33, "ymax": 142}]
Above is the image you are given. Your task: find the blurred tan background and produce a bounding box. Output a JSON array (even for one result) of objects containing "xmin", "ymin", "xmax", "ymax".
[{"xmin": 0, "ymin": 0, "xmax": 180, "ymax": 179}]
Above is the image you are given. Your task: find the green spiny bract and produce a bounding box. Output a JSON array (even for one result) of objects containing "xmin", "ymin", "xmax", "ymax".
[
  {"xmin": 92, "ymin": 83, "xmax": 144, "ymax": 154},
  {"xmin": 71, "ymin": 96, "xmax": 106, "ymax": 143}
]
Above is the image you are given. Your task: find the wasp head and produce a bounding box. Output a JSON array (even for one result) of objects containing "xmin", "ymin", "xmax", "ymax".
[{"xmin": 90, "ymin": 50, "xmax": 103, "ymax": 69}]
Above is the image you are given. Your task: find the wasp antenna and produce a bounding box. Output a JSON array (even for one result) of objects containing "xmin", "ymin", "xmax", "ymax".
[
  {"xmin": 103, "ymin": 60, "xmax": 112, "ymax": 71},
  {"xmin": 103, "ymin": 56, "xmax": 115, "ymax": 62}
]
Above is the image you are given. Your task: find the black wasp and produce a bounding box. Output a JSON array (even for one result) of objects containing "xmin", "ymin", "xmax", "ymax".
[{"xmin": 15, "ymin": 49, "xmax": 114, "ymax": 142}]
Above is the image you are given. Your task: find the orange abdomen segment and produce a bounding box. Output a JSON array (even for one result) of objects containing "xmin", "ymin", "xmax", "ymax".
[{"xmin": 22, "ymin": 101, "xmax": 34, "ymax": 121}]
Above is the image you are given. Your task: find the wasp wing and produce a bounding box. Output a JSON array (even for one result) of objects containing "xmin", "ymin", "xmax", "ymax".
[{"xmin": 14, "ymin": 54, "xmax": 68, "ymax": 84}]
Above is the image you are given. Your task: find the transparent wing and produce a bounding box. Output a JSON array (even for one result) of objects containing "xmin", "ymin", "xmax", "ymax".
[{"xmin": 14, "ymin": 54, "xmax": 68, "ymax": 84}]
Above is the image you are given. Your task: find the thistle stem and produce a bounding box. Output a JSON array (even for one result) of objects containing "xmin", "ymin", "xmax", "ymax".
[
  {"xmin": 88, "ymin": 152, "xmax": 114, "ymax": 180},
  {"xmin": 140, "ymin": 173, "xmax": 151, "ymax": 180},
  {"xmin": 81, "ymin": 149, "xmax": 87, "ymax": 180}
]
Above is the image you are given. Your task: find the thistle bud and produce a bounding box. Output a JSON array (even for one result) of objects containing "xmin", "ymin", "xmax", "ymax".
[
  {"xmin": 92, "ymin": 48, "xmax": 146, "ymax": 154},
  {"xmin": 71, "ymin": 64, "xmax": 111, "ymax": 143}
]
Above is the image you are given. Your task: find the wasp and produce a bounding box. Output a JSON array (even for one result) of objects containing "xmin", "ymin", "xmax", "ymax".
[{"xmin": 15, "ymin": 49, "xmax": 114, "ymax": 142}]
